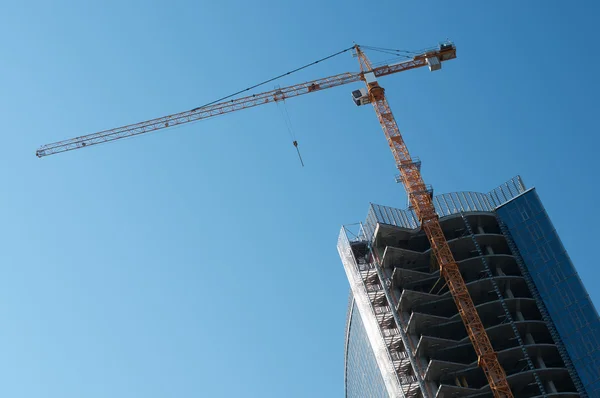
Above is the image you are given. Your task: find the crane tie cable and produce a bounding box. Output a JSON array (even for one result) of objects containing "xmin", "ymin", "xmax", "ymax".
[
  {"xmin": 360, "ymin": 45, "xmax": 419, "ymax": 55},
  {"xmin": 191, "ymin": 46, "xmax": 355, "ymax": 112}
]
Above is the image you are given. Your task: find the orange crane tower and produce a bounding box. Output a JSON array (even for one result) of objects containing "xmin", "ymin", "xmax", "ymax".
[{"xmin": 36, "ymin": 43, "xmax": 513, "ymax": 397}]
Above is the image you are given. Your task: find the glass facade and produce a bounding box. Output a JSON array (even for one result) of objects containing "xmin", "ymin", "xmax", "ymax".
[
  {"xmin": 497, "ymin": 189, "xmax": 600, "ymax": 396},
  {"xmin": 345, "ymin": 299, "xmax": 388, "ymax": 398}
]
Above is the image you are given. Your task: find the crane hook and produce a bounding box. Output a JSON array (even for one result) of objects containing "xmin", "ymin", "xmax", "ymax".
[{"xmin": 293, "ymin": 140, "xmax": 304, "ymax": 167}]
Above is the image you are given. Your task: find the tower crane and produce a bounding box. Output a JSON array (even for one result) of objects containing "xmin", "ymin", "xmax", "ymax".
[{"xmin": 36, "ymin": 42, "xmax": 514, "ymax": 397}]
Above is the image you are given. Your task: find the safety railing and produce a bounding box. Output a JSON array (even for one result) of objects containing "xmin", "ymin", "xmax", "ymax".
[{"xmin": 362, "ymin": 176, "xmax": 527, "ymax": 241}]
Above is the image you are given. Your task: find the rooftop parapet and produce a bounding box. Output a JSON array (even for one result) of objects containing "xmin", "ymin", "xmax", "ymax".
[{"xmin": 359, "ymin": 176, "xmax": 527, "ymax": 242}]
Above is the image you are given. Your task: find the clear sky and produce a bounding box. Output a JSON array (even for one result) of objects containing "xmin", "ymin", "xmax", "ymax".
[{"xmin": 1, "ymin": 1, "xmax": 599, "ymax": 397}]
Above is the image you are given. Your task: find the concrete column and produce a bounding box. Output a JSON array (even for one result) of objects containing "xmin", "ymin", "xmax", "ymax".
[
  {"xmin": 525, "ymin": 332, "xmax": 535, "ymax": 345},
  {"xmin": 477, "ymin": 225, "xmax": 485, "ymax": 235},
  {"xmin": 505, "ymin": 283, "xmax": 515, "ymax": 299},
  {"xmin": 516, "ymin": 310, "xmax": 525, "ymax": 322},
  {"xmin": 536, "ymin": 356, "xmax": 559, "ymax": 393},
  {"xmin": 536, "ymin": 356, "xmax": 546, "ymax": 369},
  {"xmin": 425, "ymin": 381, "xmax": 438, "ymax": 395},
  {"xmin": 545, "ymin": 380, "xmax": 558, "ymax": 393}
]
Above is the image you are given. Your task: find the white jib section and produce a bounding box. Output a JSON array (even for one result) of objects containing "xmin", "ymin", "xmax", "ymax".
[{"xmin": 338, "ymin": 227, "xmax": 404, "ymax": 398}]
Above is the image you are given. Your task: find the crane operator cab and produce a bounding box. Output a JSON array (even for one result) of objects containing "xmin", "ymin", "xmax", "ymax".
[{"xmin": 352, "ymin": 88, "xmax": 370, "ymax": 106}]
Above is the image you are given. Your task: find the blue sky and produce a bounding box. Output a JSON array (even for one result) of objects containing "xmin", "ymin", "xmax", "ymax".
[{"xmin": 1, "ymin": 1, "xmax": 599, "ymax": 397}]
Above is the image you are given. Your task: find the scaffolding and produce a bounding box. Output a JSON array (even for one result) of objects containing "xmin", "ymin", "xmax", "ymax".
[
  {"xmin": 339, "ymin": 224, "xmax": 423, "ymax": 398},
  {"xmin": 341, "ymin": 176, "xmax": 582, "ymax": 398}
]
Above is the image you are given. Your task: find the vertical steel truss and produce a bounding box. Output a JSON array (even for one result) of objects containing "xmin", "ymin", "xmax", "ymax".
[{"xmin": 355, "ymin": 46, "xmax": 514, "ymax": 398}]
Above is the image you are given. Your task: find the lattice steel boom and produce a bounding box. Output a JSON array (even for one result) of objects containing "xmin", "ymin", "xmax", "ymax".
[
  {"xmin": 355, "ymin": 46, "xmax": 513, "ymax": 397},
  {"xmin": 36, "ymin": 45, "xmax": 456, "ymax": 157}
]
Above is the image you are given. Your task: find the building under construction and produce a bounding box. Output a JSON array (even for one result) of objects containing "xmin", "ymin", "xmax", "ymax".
[{"xmin": 339, "ymin": 176, "xmax": 600, "ymax": 397}]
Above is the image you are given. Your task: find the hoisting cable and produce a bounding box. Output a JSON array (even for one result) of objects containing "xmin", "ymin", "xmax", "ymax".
[
  {"xmin": 283, "ymin": 100, "xmax": 305, "ymax": 166},
  {"xmin": 275, "ymin": 93, "xmax": 304, "ymax": 167},
  {"xmin": 275, "ymin": 89, "xmax": 296, "ymax": 141},
  {"xmin": 191, "ymin": 46, "xmax": 355, "ymax": 112}
]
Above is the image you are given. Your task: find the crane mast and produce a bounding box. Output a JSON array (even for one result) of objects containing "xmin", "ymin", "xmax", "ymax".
[
  {"xmin": 355, "ymin": 46, "xmax": 513, "ymax": 397},
  {"xmin": 37, "ymin": 42, "xmax": 514, "ymax": 397}
]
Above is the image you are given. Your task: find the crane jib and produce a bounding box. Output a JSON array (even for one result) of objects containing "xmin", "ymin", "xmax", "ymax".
[{"xmin": 35, "ymin": 44, "xmax": 456, "ymax": 158}]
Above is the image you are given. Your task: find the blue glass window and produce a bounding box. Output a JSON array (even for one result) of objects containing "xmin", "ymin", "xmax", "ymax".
[
  {"xmin": 345, "ymin": 300, "xmax": 388, "ymax": 398},
  {"xmin": 497, "ymin": 189, "xmax": 600, "ymax": 396}
]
